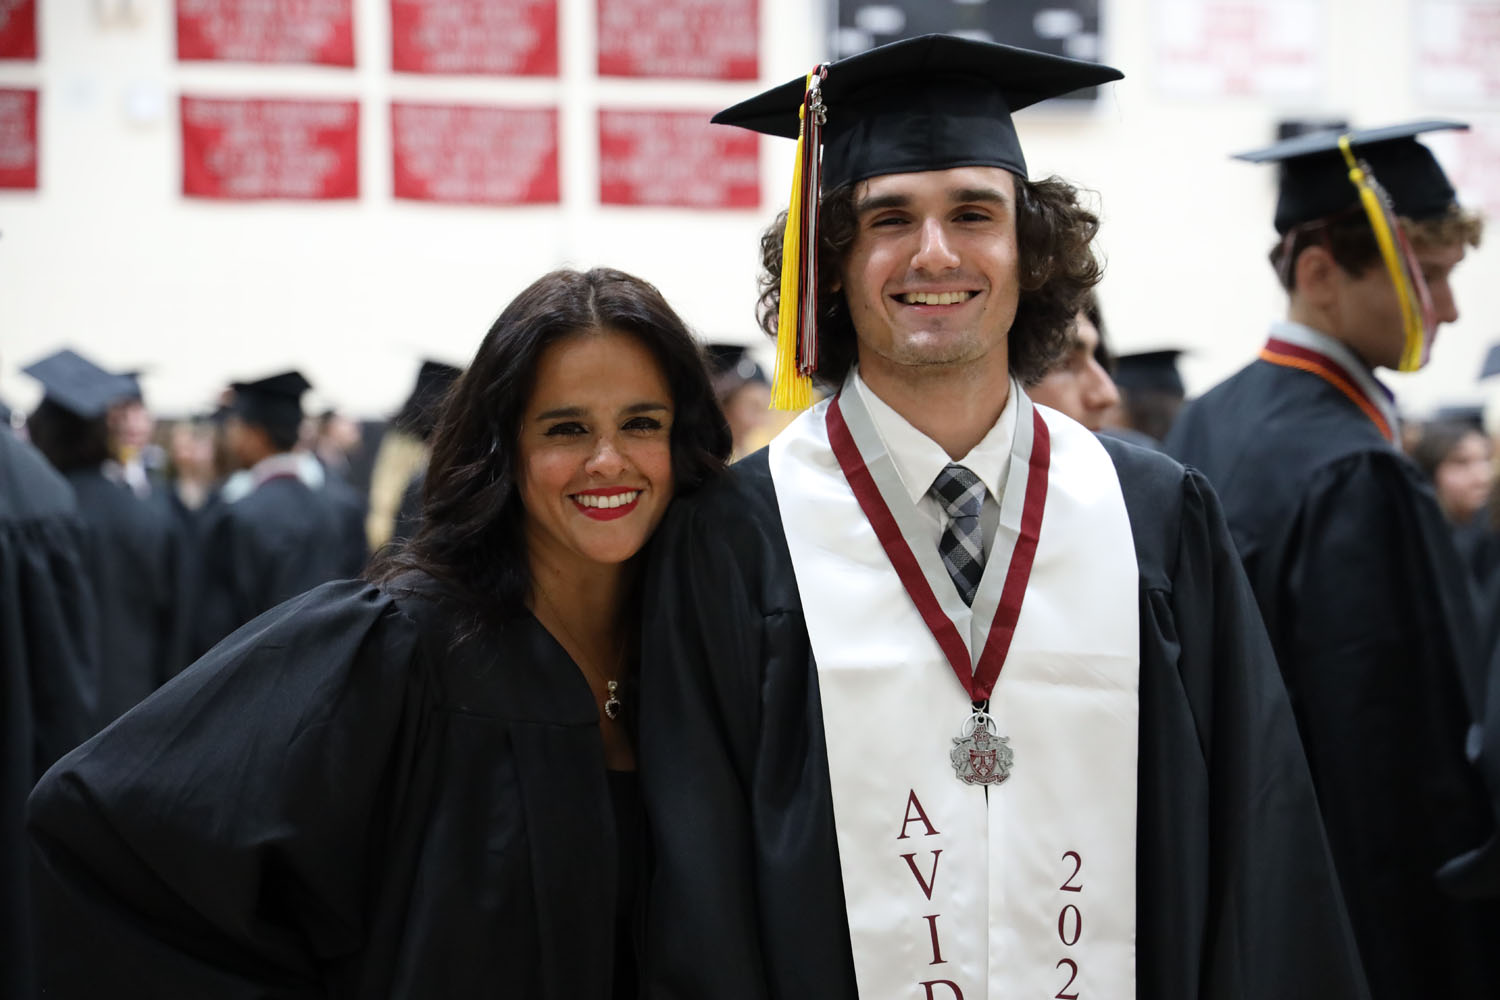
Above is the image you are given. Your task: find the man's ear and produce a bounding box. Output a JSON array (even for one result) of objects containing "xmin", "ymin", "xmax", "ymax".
[{"xmin": 1293, "ymin": 243, "xmax": 1339, "ymax": 307}]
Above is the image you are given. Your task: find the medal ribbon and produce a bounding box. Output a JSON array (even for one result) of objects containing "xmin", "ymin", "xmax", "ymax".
[
  {"xmin": 826, "ymin": 392, "xmax": 1051, "ymax": 704},
  {"xmin": 1259, "ymin": 337, "xmax": 1395, "ymax": 443}
]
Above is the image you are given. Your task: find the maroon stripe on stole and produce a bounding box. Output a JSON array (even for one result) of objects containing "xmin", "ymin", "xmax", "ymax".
[{"xmin": 825, "ymin": 394, "xmax": 1051, "ymax": 702}]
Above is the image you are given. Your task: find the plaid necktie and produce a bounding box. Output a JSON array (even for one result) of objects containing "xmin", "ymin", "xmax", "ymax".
[{"xmin": 931, "ymin": 463, "xmax": 987, "ymax": 606}]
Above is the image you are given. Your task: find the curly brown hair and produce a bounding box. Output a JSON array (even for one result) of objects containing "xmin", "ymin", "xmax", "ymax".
[
  {"xmin": 756, "ymin": 174, "xmax": 1104, "ymax": 388},
  {"xmin": 1270, "ymin": 204, "xmax": 1484, "ymax": 291}
]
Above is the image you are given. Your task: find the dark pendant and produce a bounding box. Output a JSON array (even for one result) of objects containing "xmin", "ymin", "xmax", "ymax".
[
  {"xmin": 950, "ymin": 710, "xmax": 1013, "ymax": 785},
  {"xmin": 603, "ymin": 680, "xmax": 621, "ymax": 721}
]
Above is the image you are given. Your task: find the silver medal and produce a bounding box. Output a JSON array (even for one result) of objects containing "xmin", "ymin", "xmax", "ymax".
[{"xmin": 950, "ymin": 710, "xmax": 1014, "ymax": 785}]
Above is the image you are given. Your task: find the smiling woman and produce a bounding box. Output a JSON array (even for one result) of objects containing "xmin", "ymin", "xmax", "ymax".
[{"xmin": 26, "ymin": 268, "xmax": 731, "ymax": 999}]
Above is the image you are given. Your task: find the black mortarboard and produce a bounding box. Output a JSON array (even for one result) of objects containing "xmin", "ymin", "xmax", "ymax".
[
  {"xmin": 1234, "ymin": 120, "xmax": 1466, "ymax": 234},
  {"xmin": 704, "ymin": 343, "xmax": 768, "ymax": 386},
  {"xmin": 715, "ymin": 34, "xmax": 1122, "ymax": 409},
  {"xmin": 1480, "ymin": 344, "xmax": 1500, "ymax": 381},
  {"xmin": 119, "ymin": 369, "xmax": 147, "ymax": 402},
  {"xmin": 1432, "ymin": 404, "xmax": 1485, "ymax": 431},
  {"xmin": 229, "ymin": 370, "xmax": 311, "ymax": 434},
  {"xmin": 21, "ymin": 349, "xmax": 137, "ymax": 419},
  {"xmin": 1112, "ymin": 350, "xmax": 1184, "ymax": 396},
  {"xmin": 714, "ymin": 34, "xmax": 1123, "ymax": 192},
  {"xmin": 393, "ymin": 359, "xmax": 463, "ymax": 439}
]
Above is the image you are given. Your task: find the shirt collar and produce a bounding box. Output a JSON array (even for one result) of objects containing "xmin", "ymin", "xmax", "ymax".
[
  {"xmin": 1270, "ymin": 320, "xmax": 1400, "ymax": 430},
  {"xmin": 249, "ymin": 451, "xmax": 323, "ymax": 490},
  {"xmin": 851, "ymin": 367, "xmax": 1016, "ymax": 505}
]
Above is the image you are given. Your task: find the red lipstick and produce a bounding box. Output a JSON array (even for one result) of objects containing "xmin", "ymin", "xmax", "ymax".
[{"xmin": 572, "ymin": 487, "xmax": 642, "ymax": 522}]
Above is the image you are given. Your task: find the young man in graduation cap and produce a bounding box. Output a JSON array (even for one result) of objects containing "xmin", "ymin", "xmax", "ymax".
[
  {"xmin": 639, "ymin": 34, "xmax": 1367, "ymax": 1000},
  {"xmin": 192, "ymin": 370, "xmax": 348, "ymax": 657},
  {"xmin": 1166, "ymin": 123, "xmax": 1499, "ymax": 996}
]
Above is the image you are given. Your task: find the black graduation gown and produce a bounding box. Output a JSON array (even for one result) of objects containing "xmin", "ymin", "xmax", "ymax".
[
  {"xmin": 68, "ymin": 468, "xmax": 184, "ymax": 725},
  {"xmin": 1166, "ymin": 358, "xmax": 1500, "ymax": 997},
  {"xmin": 320, "ymin": 461, "xmax": 372, "ymax": 577},
  {"xmin": 191, "ymin": 475, "xmax": 350, "ymax": 658},
  {"xmin": 28, "ymin": 577, "xmax": 636, "ymax": 998},
  {"xmin": 639, "ymin": 442, "xmax": 1368, "ymax": 1000},
  {"xmin": 0, "ymin": 434, "xmax": 97, "ymax": 1000}
]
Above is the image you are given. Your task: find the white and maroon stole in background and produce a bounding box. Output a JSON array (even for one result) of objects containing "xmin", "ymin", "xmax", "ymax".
[{"xmin": 768, "ymin": 376, "xmax": 1140, "ymax": 1000}]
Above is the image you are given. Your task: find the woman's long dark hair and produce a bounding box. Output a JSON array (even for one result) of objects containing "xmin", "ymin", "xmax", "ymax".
[{"xmin": 369, "ymin": 267, "xmax": 731, "ymax": 632}]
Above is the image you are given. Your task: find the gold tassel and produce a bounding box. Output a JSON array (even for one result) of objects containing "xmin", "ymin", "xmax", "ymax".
[{"xmin": 770, "ymin": 68, "xmax": 827, "ymax": 411}]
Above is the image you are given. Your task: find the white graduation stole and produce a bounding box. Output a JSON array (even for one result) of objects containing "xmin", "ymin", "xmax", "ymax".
[{"xmin": 769, "ymin": 382, "xmax": 1140, "ymax": 1000}]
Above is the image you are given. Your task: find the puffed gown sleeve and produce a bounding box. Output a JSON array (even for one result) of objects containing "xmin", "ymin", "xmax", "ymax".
[{"xmin": 27, "ymin": 580, "xmax": 426, "ymax": 999}]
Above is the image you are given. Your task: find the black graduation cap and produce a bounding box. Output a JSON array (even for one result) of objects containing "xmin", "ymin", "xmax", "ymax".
[
  {"xmin": 393, "ymin": 359, "xmax": 463, "ymax": 439},
  {"xmin": 1479, "ymin": 343, "xmax": 1500, "ymax": 381},
  {"xmin": 704, "ymin": 343, "xmax": 768, "ymax": 386},
  {"xmin": 1432, "ymin": 404, "xmax": 1485, "ymax": 431},
  {"xmin": 714, "ymin": 34, "xmax": 1122, "ymax": 409},
  {"xmin": 118, "ymin": 369, "xmax": 147, "ymax": 402},
  {"xmin": 1112, "ymin": 350, "xmax": 1184, "ymax": 396},
  {"xmin": 229, "ymin": 371, "xmax": 311, "ymax": 434},
  {"xmin": 1233, "ymin": 120, "xmax": 1467, "ymax": 234},
  {"xmin": 714, "ymin": 34, "xmax": 1123, "ymax": 191},
  {"xmin": 21, "ymin": 348, "xmax": 137, "ymax": 419}
]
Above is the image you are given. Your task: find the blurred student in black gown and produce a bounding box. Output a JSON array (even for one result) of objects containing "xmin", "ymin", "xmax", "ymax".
[
  {"xmin": 370, "ymin": 360, "xmax": 463, "ymax": 549},
  {"xmin": 1, "ymin": 415, "xmax": 97, "ymax": 1000},
  {"xmin": 1167, "ymin": 122, "xmax": 1498, "ymax": 996},
  {"xmin": 23, "ymin": 349, "xmax": 184, "ymax": 725},
  {"xmin": 705, "ymin": 343, "xmax": 773, "ymax": 461},
  {"xmin": 27, "ymin": 267, "xmax": 730, "ymax": 997},
  {"xmin": 190, "ymin": 371, "xmax": 351, "ymax": 658}
]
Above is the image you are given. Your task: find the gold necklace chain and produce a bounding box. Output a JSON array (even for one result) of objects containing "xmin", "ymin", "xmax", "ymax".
[{"xmin": 533, "ymin": 586, "xmax": 626, "ymax": 721}]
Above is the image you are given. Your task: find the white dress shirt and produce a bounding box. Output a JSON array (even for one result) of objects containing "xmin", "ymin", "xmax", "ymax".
[{"xmin": 852, "ymin": 368, "xmax": 1016, "ymax": 559}]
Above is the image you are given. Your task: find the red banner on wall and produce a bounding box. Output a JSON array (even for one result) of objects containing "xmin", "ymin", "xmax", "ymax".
[
  {"xmin": 392, "ymin": 103, "xmax": 558, "ymax": 205},
  {"xmin": 176, "ymin": 0, "xmax": 355, "ymax": 67},
  {"xmin": 391, "ymin": 0, "xmax": 557, "ymax": 76},
  {"xmin": 599, "ymin": 109, "xmax": 758, "ymax": 209},
  {"xmin": 181, "ymin": 96, "xmax": 359, "ymax": 200},
  {"xmin": 598, "ymin": 0, "xmax": 757, "ymax": 79},
  {"xmin": 0, "ymin": 88, "xmax": 37, "ymax": 189},
  {"xmin": 0, "ymin": 0, "xmax": 37, "ymax": 60}
]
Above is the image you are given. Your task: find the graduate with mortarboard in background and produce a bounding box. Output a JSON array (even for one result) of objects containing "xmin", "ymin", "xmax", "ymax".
[
  {"xmin": 369, "ymin": 359, "xmax": 464, "ymax": 549},
  {"xmin": 0, "ymin": 375, "xmax": 98, "ymax": 1000},
  {"xmin": 639, "ymin": 34, "xmax": 1366, "ymax": 999},
  {"xmin": 191, "ymin": 370, "xmax": 348, "ymax": 658},
  {"xmin": 704, "ymin": 342, "xmax": 773, "ymax": 460},
  {"xmin": 1166, "ymin": 122, "xmax": 1500, "ymax": 995},
  {"xmin": 23, "ymin": 349, "xmax": 186, "ymax": 725},
  {"xmin": 1106, "ymin": 348, "xmax": 1185, "ymax": 446}
]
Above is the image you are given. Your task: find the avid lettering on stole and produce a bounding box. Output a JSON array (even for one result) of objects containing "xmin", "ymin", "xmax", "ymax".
[
  {"xmin": 897, "ymin": 789, "xmax": 961, "ymax": 999},
  {"xmin": 895, "ymin": 790, "xmax": 1092, "ymax": 1000}
]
